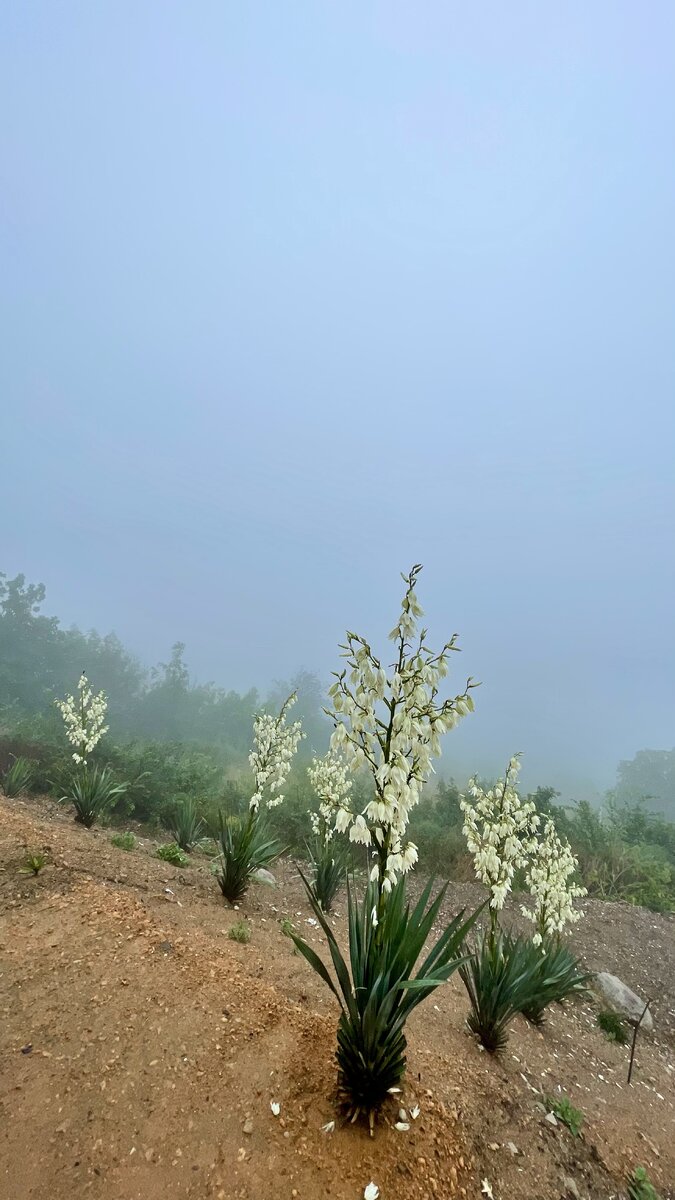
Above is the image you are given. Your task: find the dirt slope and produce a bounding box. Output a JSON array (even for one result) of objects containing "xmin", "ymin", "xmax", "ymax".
[{"xmin": 1, "ymin": 795, "xmax": 673, "ymax": 1200}]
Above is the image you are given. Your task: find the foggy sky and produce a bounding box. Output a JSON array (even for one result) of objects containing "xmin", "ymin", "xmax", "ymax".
[{"xmin": 2, "ymin": 2, "xmax": 674, "ymax": 799}]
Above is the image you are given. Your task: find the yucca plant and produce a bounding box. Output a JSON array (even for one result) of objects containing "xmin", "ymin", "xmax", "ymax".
[
  {"xmin": 520, "ymin": 937, "xmax": 591, "ymax": 1026},
  {"xmin": 60, "ymin": 763, "xmax": 127, "ymax": 828},
  {"xmin": 2, "ymin": 755, "xmax": 34, "ymax": 797},
  {"xmin": 164, "ymin": 795, "xmax": 205, "ymax": 852},
  {"xmin": 291, "ymin": 871, "xmax": 479, "ymax": 1132},
  {"xmin": 460, "ymin": 928, "xmax": 547, "ymax": 1051},
  {"xmin": 307, "ymin": 831, "xmax": 348, "ymax": 913},
  {"xmin": 215, "ymin": 810, "xmax": 282, "ymax": 904}
]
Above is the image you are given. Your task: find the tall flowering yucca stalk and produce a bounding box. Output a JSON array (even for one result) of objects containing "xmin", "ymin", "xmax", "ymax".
[
  {"xmin": 216, "ymin": 694, "xmax": 304, "ymax": 904},
  {"xmin": 249, "ymin": 693, "xmax": 304, "ymax": 813},
  {"xmin": 307, "ymin": 748, "xmax": 352, "ymax": 840},
  {"xmin": 327, "ymin": 563, "xmax": 477, "ymax": 910},
  {"xmin": 291, "ymin": 566, "xmax": 480, "ymax": 1129},
  {"xmin": 521, "ymin": 818, "xmax": 587, "ymax": 945},
  {"xmin": 55, "ymin": 672, "xmax": 109, "ymax": 765},
  {"xmin": 306, "ymin": 750, "xmax": 352, "ymax": 912},
  {"xmin": 460, "ymin": 756, "xmax": 539, "ymax": 938}
]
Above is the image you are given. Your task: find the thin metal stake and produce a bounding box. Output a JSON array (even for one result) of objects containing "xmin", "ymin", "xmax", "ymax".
[{"xmin": 627, "ymin": 998, "xmax": 652, "ymax": 1085}]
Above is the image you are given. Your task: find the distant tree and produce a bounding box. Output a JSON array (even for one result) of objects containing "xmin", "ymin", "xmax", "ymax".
[
  {"xmin": 612, "ymin": 749, "xmax": 675, "ymax": 819},
  {"xmin": 266, "ymin": 669, "xmax": 330, "ymax": 756}
]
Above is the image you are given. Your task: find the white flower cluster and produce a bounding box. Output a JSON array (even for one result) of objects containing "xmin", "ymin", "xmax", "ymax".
[
  {"xmin": 522, "ymin": 818, "xmax": 587, "ymax": 944},
  {"xmin": 55, "ymin": 672, "xmax": 109, "ymax": 765},
  {"xmin": 307, "ymin": 748, "xmax": 352, "ymax": 840},
  {"xmin": 460, "ymin": 756, "xmax": 539, "ymax": 911},
  {"xmin": 249, "ymin": 692, "xmax": 304, "ymax": 813},
  {"xmin": 326, "ymin": 564, "xmax": 476, "ymax": 892}
]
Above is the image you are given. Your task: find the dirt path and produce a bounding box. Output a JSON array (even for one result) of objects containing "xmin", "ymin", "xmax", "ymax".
[{"xmin": 1, "ymin": 796, "xmax": 673, "ymax": 1200}]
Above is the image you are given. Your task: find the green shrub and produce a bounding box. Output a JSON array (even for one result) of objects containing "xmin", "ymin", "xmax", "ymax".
[
  {"xmin": 228, "ymin": 920, "xmax": 251, "ymax": 943},
  {"xmin": 156, "ymin": 842, "xmax": 189, "ymax": 867},
  {"xmin": 460, "ymin": 930, "xmax": 547, "ymax": 1052},
  {"xmin": 545, "ymin": 1093, "xmax": 584, "ymax": 1137},
  {"xmin": 627, "ymin": 1166, "xmax": 662, "ymax": 1200},
  {"xmin": 215, "ymin": 810, "xmax": 281, "ymax": 904},
  {"xmin": 291, "ymin": 872, "xmax": 478, "ymax": 1130},
  {"xmin": 110, "ymin": 831, "xmax": 136, "ymax": 851},
  {"xmin": 520, "ymin": 938, "xmax": 591, "ymax": 1026},
  {"xmin": 163, "ymin": 794, "xmax": 205, "ymax": 851},
  {"xmin": 2, "ymin": 755, "xmax": 34, "ymax": 797},
  {"xmin": 19, "ymin": 851, "xmax": 46, "ymax": 875},
  {"xmin": 596, "ymin": 1010, "xmax": 628, "ymax": 1043},
  {"xmin": 59, "ymin": 763, "xmax": 128, "ymax": 828}
]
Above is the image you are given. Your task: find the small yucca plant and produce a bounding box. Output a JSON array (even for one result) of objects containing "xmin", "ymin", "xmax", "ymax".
[
  {"xmin": 2, "ymin": 755, "xmax": 34, "ymax": 797},
  {"xmin": 307, "ymin": 832, "xmax": 348, "ymax": 914},
  {"xmin": 60, "ymin": 763, "xmax": 127, "ymax": 828},
  {"xmin": 460, "ymin": 929, "xmax": 546, "ymax": 1051},
  {"xmin": 520, "ymin": 938, "xmax": 591, "ymax": 1026},
  {"xmin": 291, "ymin": 871, "xmax": 478, "ymax": 1132},
  {"xmin": 164, "ymin": 795, "xmax": 205, "ymax": 852},
  {"xmin": 215, "ymin": 810, "xmax": 282, "ymax": 904}
]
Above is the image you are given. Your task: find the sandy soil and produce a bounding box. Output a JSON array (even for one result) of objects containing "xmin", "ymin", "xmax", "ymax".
[{"xmin": 1, "ymin": 794, "xmax": 673, "ymax": 1200}]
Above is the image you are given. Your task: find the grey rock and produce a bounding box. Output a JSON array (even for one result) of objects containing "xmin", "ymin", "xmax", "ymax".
[
  {"xmin": 251, "ymin": 868, "xmax": 277, "ymax": 888},
  {"xmin": 544, "ymin": 1111, "xmax": 559, "ymax": 1126},
  {"xmin": 562, "ymin": 1176, "xmax": 582, "ymax": 1199},
  {"xmin": 595, "ymin": 973, "xmax": 654, "ymax": 1030},
  {"xmin": 243, "ymin": 1118, "xmax": 254, "ymax": 1135}
]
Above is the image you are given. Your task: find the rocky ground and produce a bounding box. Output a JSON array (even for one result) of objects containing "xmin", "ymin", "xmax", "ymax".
[{"xmin": 1, "ymin": 794, "xmax": 673, "ymax": 1200}]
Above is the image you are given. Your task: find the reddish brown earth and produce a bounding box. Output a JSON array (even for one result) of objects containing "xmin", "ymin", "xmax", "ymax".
[{"xmin": 1, "ymin": 794, "xmax": 673, "ymax": 1200}]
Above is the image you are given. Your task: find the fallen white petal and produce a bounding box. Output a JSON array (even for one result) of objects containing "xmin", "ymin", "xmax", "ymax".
[
  {"xmin": 410, "ymin": 1104, "xmax": 420, "ymax": 1120},
  {"xmin": 364, "ymin": 1185, "xmax": 380, "ymax": 1200},
  {"xmin": 394, "ymin": 1121, "xmax": 410, "ymax": 1132},
  {"xmin": 321, "ymin": 1121, "xmax": 335, "ymax": 1134},
  {"xmin": 270, "ymin": 1101, "xmax": 280, "ymax": 1116},
  {"xmin": 481, "ymin": 1181, "xmax": 494, "ymax": 1199}
]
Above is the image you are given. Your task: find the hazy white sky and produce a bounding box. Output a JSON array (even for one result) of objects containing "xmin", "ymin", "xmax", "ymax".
[{"xmin": 2, "ymin": 2, "xmax": 674, "ymax": 797}]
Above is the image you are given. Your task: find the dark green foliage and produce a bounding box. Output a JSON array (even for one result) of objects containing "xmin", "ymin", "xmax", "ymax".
[
  {"xmin": 101, "ymin": 740, "xmax": 223, "ymax": 823},
  {"xmin": 156, "ymin": 842, "xmax": 188, "ymax": 867},
  {"xmin": 307, "ymin": 832, "xmax": 348, "ymax": 913},
  {"xmin": 627, "ymin": 1166, "xmax": 663, "ymax": 1200},
  {"xmin": 19, "ymin": 852, "xmax": 46, "ymax": 875},
  {"xmin": 407, "ymin": 778, "xmax": 473, "ymax": 878},
  {"xmin": 520, "ymin": 938, "xmax": 591, "ymax": 1026},
  {"xmin": 460, "ymin": 930, "xmax": 548, "ymax": 1051},
  {"xmin": 110, "ymin": 831, "xmax": 136, "ymax": 851},
  {"xmin": 163, "ymin": 794, "xmax": 205, "ymax": 852},
  {"xmin": 545, "ymin": 1093, "xmax": 584, "ymax": 1136},
  {"xmin": 215, "ymin": 810, "xmax": 282, "ymax": 904},
  {"xmin": 60, "ymin": 763, "xmax": 128, "ymax": 828},
  {"xmin": 597, "ymin": 1010, "xmax": 628, "ymax": 1043},
  {"xmin": 290, "ymin": 872, "xmax": 479, "ymax": 1128},
  {"xmin": 2, "ymin": 755, "xmax": 34, "ymax": 797},
  {"xmin": 228, "ymin": 920, "xmax": 251, "ymax": 943}
]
